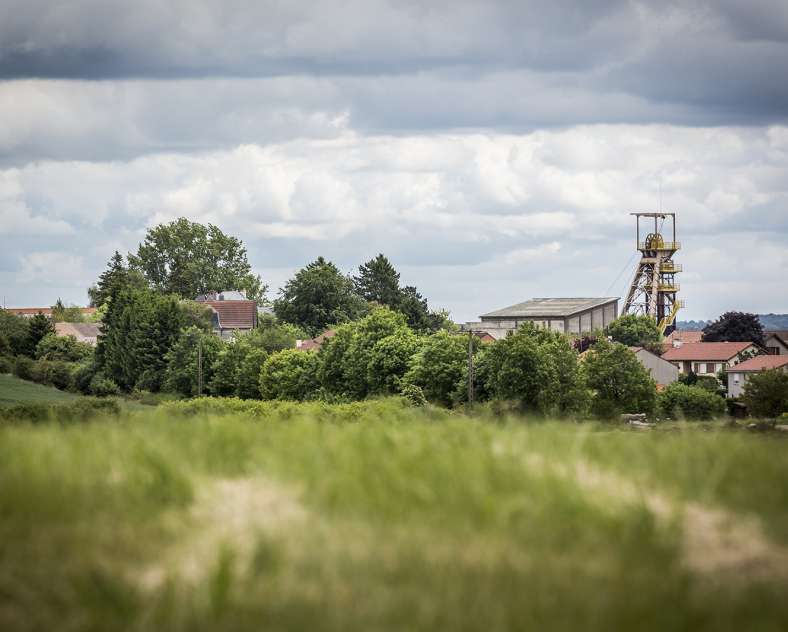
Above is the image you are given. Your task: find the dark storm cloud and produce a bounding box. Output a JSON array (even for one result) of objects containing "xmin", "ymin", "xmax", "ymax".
[{"xmin": 1, "ymin": 0, "xmax": 787, "ymax": 127}]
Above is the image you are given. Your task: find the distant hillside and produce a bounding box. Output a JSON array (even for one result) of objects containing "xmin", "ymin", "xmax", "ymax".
[{"xmin": 676, "ymin": 314, "xmax": 788, "ymax": 332}]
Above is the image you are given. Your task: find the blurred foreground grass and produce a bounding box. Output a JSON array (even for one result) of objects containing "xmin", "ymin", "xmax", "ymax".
[{"xmin": 1, "ymin": 398, "xmax": 787, "ymax": 631}]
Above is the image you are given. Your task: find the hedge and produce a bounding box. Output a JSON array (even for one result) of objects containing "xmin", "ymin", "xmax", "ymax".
[{"xmin": 0, "ymin": 398, "xmax": 122, "ymax": 424}]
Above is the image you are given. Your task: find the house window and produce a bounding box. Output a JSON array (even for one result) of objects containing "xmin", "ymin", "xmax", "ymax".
[
  {"xmin": 706, "ymin": 363, "xmax": 717, "ymax": 374},
  {"xmin": 768, "ymin": 346, "xmax": 779, "ymax": 355},
  {"xmin": 694, "ymin": 362, "xmax": 702, "ymax": 373}
]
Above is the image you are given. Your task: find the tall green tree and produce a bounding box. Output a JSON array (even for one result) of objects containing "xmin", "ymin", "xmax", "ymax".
[
  {"xmin": 96, "ymin": 288, "xmax": 187, "ymax": 391},
  {"xmin": 353, "ymin": 254, "xmax": 446, "ymax": 333},
  {"xmin": 25, "ymin": 313, "xmax": 55, "ymax": 357},
  {"xmin": 353, "ymin": 254, "xmax": 402, "ymax": 307},
  {"xmin": 274, "ymin": 257, "xmax": 366, "ymax": 336},
  {"xmin": 0, "ymin": 310, "xmax": 30, "ymax": 357},
  {"xmin": 479, "ymin": 323, "xmax": 586, "ymax": 415},
  {"xmin": 605, "ymin": 314, "xmax": 662, "ymax": 350},
  {"xmin": 582, "ymin": 340, "xmax": 657, "ymax": 418},
  {"xmin": 88, "ymin": 251, "xmax": 147, "ymax": 308},
  {"xmin": 702, "ymin": 311, "xmax": 765, "ymax": 347},
  {"xmin": 163, "ymin": 326, "xmax": 224, "ymax": 397},
  {"xmin": 127, "ymin": 218, "xmax": 266, "ymax": 302}
]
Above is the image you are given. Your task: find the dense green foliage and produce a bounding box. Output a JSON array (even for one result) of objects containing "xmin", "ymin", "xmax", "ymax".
[
  {"xmin": 35, "ymin": 333, "xmax": 93, "ymax": 362},
  {"xmin": 605, "ymin": 314, "xmax": 662, "ymax": 350},
  {"xmin": 1, "ymin": 402, "xmax": 788, "ymax": 631},
  {"xmin": 274, "ymin": 257, "xmax": 367, "ymax": 336},
  {"xmin": 702, "ymin": 311, "xmax": 765, "ymax": 347},
  {"xmin": 163, "ymin": 326, "xmax": 224, "ymax": 397},
  {"xmin": 742, "ymin": 369, "xmax": 788, "ymax": 418},
  {"xmin": 259, "ymin": 348, "xmax": 320, "ymax": 401},
  {"xmin": 479, "ymin": 323, "xmax": 586, "ymax": 415},
  {"xmin": 0, "ymin": 309, "xmax": 30, "ymax": 357},
  {"xmin": 582, "ymin": 340, "xmax": 657, "ymax": 418},
  {"xmin": 0, "ymin": 397, "xmax": 120, "ymax": 422},
  {"xmin": 127, "ymin": 218, "xmax": 266, "ymax": 302},
  {"xmin": 26, "ymin": 312, "xmax": 55, "ymax": 356},
  {"xmin": 658, "ymin": 383, "xmax": 726, "ymax": 420},
  {"xmin": 96, "ymin": 288, "xmax": 187, "ymax": 392},
  {"xmin": 404, "ymin": 330, "xmax": 470, "ymax": 406}
]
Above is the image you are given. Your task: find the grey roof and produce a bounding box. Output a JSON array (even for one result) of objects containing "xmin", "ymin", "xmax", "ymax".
[{"xmin": 480, "ymin": 297, "xmax": 619, "ymax": 319}]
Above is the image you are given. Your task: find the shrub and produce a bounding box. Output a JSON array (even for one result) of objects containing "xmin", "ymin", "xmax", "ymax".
[
  {"xmin": 400, "ymin": 383, "xmax": 427, "ymax": 407},
  {"xmin": 404, "ymin": 330, "xmax": 471, "ymax": 407},
  {"xmin": 0, "ymin": 355, "xmax": 12, "ymax": 374},
  {"xmin": 13, "ymin": 355, "xmax": 34, "ymax": 381},
  {"xmin": 35, "ymin": 333, "xmax": 93, "ymax": 362},
  {"xmin": 162, "ymin": 326, "xmax": 224, "ymax": 397},
  {"xmin": 72, "ymin": 361, "xmax": 99, "ymax": 394},
  {"xmin": 48, "ymin": 361, "xmax": 74, "ymax": 390},
  {"xmin": 742, "ymin": 369, "xmax": 788, "ymax": 418},
  {"xmin": 582, "ymin": 340, "xmax": 657, "ymax": 418},
  {"xmin": 0, "ymin": 398, "xmax": 121, "ymax": 424},
  {"xmin": 658, "ymin": 383, "xmax": 726, "ymax": 420},
  {"xmin": 89, "ymin": 373, "xmax": 121, "ymax": 397},
  {"xmin": 259, "ymin": 349, "xmax": 320, "ymax": 401}
]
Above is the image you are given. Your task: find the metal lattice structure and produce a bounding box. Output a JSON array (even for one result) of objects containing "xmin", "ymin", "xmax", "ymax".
[{"xmin": 622, "ymin": 212, "xmax": 684, "ymax": 335}]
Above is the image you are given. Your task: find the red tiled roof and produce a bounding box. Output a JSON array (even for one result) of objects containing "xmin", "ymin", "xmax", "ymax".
[
  {"xmin": 666, "ymin": 330, "xmax": 703, "ymax": 343},
  {"xmin": 297, "ymin": 329, "xmax": 336, "ymax": 351},
  {"xmin": 728, "ymin": 355, "xmax": 788, "ymax": 373},
  {"xmin": 203, "ymin": 300, "xmax": 257, "ymax": 329},
  {"xmin": 661, "ymin": 341, "xmax": 755, "ymax": 362}
]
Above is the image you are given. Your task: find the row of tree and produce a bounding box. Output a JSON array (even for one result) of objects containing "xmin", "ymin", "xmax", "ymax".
[{"xmin": 88, "ymin": 218, "xmax": 448, "ymax": 338}]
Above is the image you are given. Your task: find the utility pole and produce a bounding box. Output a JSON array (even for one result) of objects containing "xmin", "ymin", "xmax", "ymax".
[
  {"xmin": 197, "ymin": 336, "xmax": 203, "ymax": 397},
  {"xmin": 467, "ymin": 330, "xmax": 474, "ymax": 407}
]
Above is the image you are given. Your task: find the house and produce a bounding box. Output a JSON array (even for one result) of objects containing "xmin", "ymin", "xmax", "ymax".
[
  {"xmin": 54, "ymin": 322, "xmax": 102, "ymax": 346},
  {"xmin": 463, "ymin": 297, "xmax": 619, "ymax": 339},
  {"xmin": 763, "ymin": 331, "xmax": 788, "ymax": 356},
  {"xmin": 665, "ymin": 330, "xmax": 703, "ymax": 345},
  {"xmin": 629, "ymin": 346, "xmax": 679, "ymax": 386},
  {"xmin": 296, "ymin": 329, "xmax": 336, "ymax": 351},
  {"xmin": 661, "ymin": 341, "xmax": 759, "ymax": 376},
  {"xmin": 196, "ymin": 291, "xmax": 257, "ymax": 339},
  {"xmin": 726, "ymin": 355, "xmax": 788, "ymax": 398},
  {"xmin": 5, "ymin": 306, "xmax": 97, "ymax": 319}
]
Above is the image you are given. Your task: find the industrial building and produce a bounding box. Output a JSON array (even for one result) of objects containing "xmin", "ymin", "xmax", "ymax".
[{"xmin": 463, "ymin": 297, "xmax": 619, "ymax": 339}]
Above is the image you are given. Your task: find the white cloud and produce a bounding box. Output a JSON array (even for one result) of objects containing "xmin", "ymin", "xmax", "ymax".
[{"xmin": 1, "ymin": 124, "xmax": 786, "ymax": 319}]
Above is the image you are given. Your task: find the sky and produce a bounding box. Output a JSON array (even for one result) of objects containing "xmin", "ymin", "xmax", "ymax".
[{"xmin": 1, "ymin": 0, "xmax": 787, "ymax": 322}]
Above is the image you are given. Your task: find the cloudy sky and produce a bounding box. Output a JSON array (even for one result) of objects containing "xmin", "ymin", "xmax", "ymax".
[{"xmin": 1, "ymin": 0, "xmax": 787, "ymax": 321}]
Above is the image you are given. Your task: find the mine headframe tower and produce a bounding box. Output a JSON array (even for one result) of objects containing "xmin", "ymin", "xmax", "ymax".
[{"xmin": 622, "ymin": 212, "xmax": 683, "ymax": 336}]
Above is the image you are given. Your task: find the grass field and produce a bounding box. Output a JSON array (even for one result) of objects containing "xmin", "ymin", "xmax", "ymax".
[
  {"xmin": 0, "ymin": 373, "xmax": 81, "ymax": 406},
  {"xmin": 1, "ymin": 398, "xmax": 787, "ymax": 631}
]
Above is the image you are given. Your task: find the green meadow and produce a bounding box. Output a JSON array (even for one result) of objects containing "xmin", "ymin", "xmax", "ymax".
[
  {"xmin": 0, "ymin": 374, "xmax": 81, "ymax": 406},
  {"xmin": 1, "ymin": 398, "xmax": 787, "ymax": 631}
]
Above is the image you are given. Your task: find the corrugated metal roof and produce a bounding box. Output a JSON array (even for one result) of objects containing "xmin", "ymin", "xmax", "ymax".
[{"xmin": 480, "ymin": 297, "xmax": 618, "ymax": 319}]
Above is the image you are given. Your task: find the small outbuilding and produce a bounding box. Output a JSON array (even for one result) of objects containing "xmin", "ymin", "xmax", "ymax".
[{"xmin": 629, "ymin": 346, "xmax": 679, "ymax": 387}]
